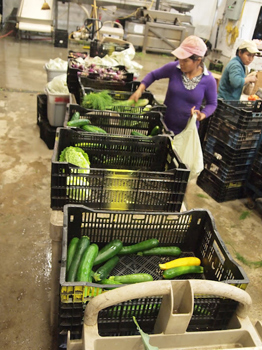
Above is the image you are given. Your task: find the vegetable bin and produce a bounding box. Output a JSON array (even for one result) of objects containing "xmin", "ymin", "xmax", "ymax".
[
  {"xmin": 64, "ymin": 103, "xmax": 171, "ymax": 136},
  {"xmin": 57, "ymin": 205, "xmax": 249, "ymax": 346},
  {"xmin": 66, "ymin": 280, "xmax": 262, "ymax": 350},
  {"xmin": 51, "ymin": 128, "xmax": 189, "ymax": 211}
]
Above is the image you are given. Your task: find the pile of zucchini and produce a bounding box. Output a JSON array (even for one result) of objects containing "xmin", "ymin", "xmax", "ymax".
[{"xmin": 66, "ymin": 237, "xmax": 204, "ymax": 285}]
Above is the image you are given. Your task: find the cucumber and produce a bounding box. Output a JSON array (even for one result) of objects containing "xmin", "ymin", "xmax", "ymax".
[
  {"xmin": 131, "ymin": 130, "xmax": 148, "ymax": 137},
  {"xmin": 67, "ymin": 118, "xmax": 91, "ymax": 127},
  {"xmin": 81, "ymin": 125, "xmax": 107, "ymax": 133},
  {"xmin": 108, "ymin": 273, "xmax": 153, "ymax": 284},
  {"xmin": 150, "ymin": 125, "xmax": 161, "ymax": 136},
  {"xmin": 118, "ymin": 238, "xmax": 159, "ymax": 255},
  {"xmin": 93, "ymin": 256, "xmax": 120, "ymax": 282},
  {"xmin": 76, "ymin": 243, "xmax": 99, "ymax": 282},
  {"xmin": 137, "ymin": 246, "xmax": 181, "ymax": 257},
  {"xmin": 163, "ymin": 265, "xmax": 204, "ymax": 279},
  {"xmin": 101, "ymin": 278, "xmax": 122, "ymax": 285},
  {"xmin": 67, "ymin": 236, "xmax": 90, "ymax": 282},
  {"xmin": 66, "ymin": 237, "xmax": 79, "ymax": 274},
  {"xmin": 93, "ymin": 239, "xmax": 123, "ymax": 266},
  {"xmin": 71, "ymin": 111, "xmax": 81, "ymax": 121}
]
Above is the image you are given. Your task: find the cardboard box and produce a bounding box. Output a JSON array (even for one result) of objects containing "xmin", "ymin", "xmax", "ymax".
[{"xmin": 251, "ymin": 71, "xmax": 262, "ymax": 95}]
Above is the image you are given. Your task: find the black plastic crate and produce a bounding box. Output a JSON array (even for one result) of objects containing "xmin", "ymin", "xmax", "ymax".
[
  {"xmin": 247, "ymin": 168, "xmax": 262, "ymax": 191},
  {"xmin": 215, "ymin": 99, "xmax": 262, "ymax": 129},
  {"xmin": 197, "ymin": 169, "xmax": 246, "ymax": 202},
  {"xmin": 37, "ymin": 93, "xmax": 47, "ymax": 125},
  {"xmin": 204, "ymin": 135, "xmax": 256, "ymax": 166},
  {"xmin": 38, "ymin": 114, "xmax": 56, "ymax": 150},
  {"xmin": 203, "ymin": 151, "xmax": 250, "ymax": 182},
  {"xmin": 251, "ymin": 142, "xmax": 262, "ymax": 174},
  {"xmin": 208, "ymin": 115, "xmax": 261, "ymax": 150},
  {"xmin": 64, "ymin": 103, "xmax": 170, "ymax": 136},
  {"xmin": 51, "ymin": 128, "xmax": 189, "ymax": 211},
  {"xmin": 67, "ymin": 62, "xmax": 136, "ymax": 104},
  {"xmin": 59, "ymin": 205, "xmax": 249, "ymax": 338},
  {"xmin": 80, "ymin": 86, "xmax": 166, "ymax": 115},
  {"xmin": 68, "ymin": 51, "xmax": 88, "ymax": 59},
  {"xmin": 37, "ymin": 94, "xmax": 56, "ymax": 149},
  {"xmin": 54, "ymin": 29, "xmax": 68, "ymax": 48}
]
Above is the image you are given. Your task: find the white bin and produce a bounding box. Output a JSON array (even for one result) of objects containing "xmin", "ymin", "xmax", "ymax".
[
  {"xmin": 45, "ymin": 63, "xmax": 67, "ymax": 83},
  {"xmin": 45, "ymin": 88, "xmax": 70, "ymax": 127}
]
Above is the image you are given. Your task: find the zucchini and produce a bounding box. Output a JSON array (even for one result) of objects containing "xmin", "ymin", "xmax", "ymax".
[
  {"xmin": 108, "ymin": 273, "xmax": 153, "ymax": 284},
  {"xmin": 67, "ymin": 236, "xmax": 90, "ymax": 282},
  {"xmin": 71, "ymin": 111, "xmax": 81, "ymax": 121},
  {"xmin": 93, "ymin": 239, "xmax": 123, "ymax": 266},
  {"xmin": 67, "ymin": 118, "xmax": 91, "ymax": 127},
  {"xmin": 76, "ymin": 243, "xmax": 99, "ymax": 282},
  {"xmin": 118, "ymin": 238, "xmax": 159, "ymax": 255},
  {"xmin": 66, "ymin": 237, "xmax": 79, "ymax": 274},
  {"xmin": 150, "ymin": 125, "xmax": 161, "ymax": 136},
  {"xmin": 81, "ymin": 124, "xmax": 107, "ymax": 134},
  {"xmin": 163, "ymin": 265, "xmax": 204, "ymax": 279},
  {"xmin": 93, "ymin": 256, "xmax": 120, "ymax": 282},
  {"xmin": 137, "ymin": 246, "xmax": 181, "ymax": 257}
]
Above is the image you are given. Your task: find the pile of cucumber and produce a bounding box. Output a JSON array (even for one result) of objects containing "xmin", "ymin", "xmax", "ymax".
[
  {"xmin": 67, "ymin": 111, "xmax": 162, "ymax": 137},
  {"xmin": 66, "ymin": 237, "xmax": 204, "ymax": 285}
]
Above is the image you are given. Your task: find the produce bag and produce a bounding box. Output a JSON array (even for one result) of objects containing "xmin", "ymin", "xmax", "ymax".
[
  {"xmin": 46, "ymin": 57, "xmax": 68, "ymax": 70},
  {"xmin": 172, "ymin": 114, "xmax": 204, "ymax": 180},
  {"xmin": 46, "ymin": 73, "xmax": 69, "ymax": 94}
]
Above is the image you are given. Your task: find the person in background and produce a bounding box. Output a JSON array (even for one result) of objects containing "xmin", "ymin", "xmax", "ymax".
[
  {"xmin": 129, "ymin": 35, "xmax": 218, "ymax": 135},
  {"xmin": 218, "ymin": 40, "xmax": 259, "ymax": 101}
]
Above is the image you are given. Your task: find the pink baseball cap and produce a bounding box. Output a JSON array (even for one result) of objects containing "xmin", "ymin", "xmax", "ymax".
[{"xmin": 172, "ymin": 35, "xmax": 207, "ymax": 59}]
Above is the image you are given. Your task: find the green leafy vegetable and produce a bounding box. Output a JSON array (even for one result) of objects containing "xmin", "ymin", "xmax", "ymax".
[
  {"xmin": 81, "ymin": 90, "xmax": 113, "ymax": 110},
  {"xmin": 59, "ymin": 146, "xmax": 90, "ymax": 174},
  {"xmin": 59, "ymin": 146, "xmax": 91, "ymax": 200},
  {"xmin": 133, "ymin": 316, "xmax": 159, "ymax": 350}
]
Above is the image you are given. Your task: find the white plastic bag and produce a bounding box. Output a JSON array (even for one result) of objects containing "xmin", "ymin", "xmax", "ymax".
[
  {"xmin": 46, "ymin": 57, "xmax": 68, "ymax": 70},
  {"xmin": 46, "ymin": 74, "xmax": 69, "ymax": 94},
  {"xmin": 172, "ymin": 114, "xmax": 204, "ymax": 180}
]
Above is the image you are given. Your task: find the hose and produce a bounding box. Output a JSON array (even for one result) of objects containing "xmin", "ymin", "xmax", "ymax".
[{"xmin": 0, "ymin": 30, "xmax": 14, "ymax": 39}]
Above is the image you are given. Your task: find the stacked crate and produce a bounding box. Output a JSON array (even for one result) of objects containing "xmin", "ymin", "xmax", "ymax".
[
  {"xmin": 67, "ymin": 51, "xmax": 137, "ymax": 105},
  {"xmin": 197, "ymin": 99, "xmax": 262, "ymax": 202},
  {"xmin": 37, "ymin": 93, "xmax": 57, "ymax": 149},
  {"xmin": 245, "ymin": 134, "xmax": 262, "ymax": 206},
  {"xmin": 50, "ymin": 56, "xmax": 249, "ymax": 350},
  {"xmin": 52, "ymin": 59, "xmax": 191, "ymax": 348}
]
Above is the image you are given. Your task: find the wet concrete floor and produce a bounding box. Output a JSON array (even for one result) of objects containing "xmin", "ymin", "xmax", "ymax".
[{"xmin": 0, "ymin": 35, "xmax": 261, "ymax": 350}]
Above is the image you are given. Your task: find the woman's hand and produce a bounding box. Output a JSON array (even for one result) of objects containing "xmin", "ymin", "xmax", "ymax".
[
  {"xmin": 245, "ymin": 75, "xmax": 257, "ymax": 84},
  {"xmin": 191, "ymin": 106, "xmax": 206, "ymax": 121},
  {"xmin": 128, "ymin": 83, "xmax": 146, "ymax": 102},
  {"xmin": 129, "ymin": 90, "xmax": 141, "ymax": 103}
]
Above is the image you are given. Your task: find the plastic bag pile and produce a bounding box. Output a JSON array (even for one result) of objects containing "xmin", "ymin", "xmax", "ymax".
[
  {"xmin": 46, "ymin": 57, "xmax": 68, "ymax": 71},
  {"xmin": 46, "ymin": 74, "xmax": 69, "ymax": 94}
]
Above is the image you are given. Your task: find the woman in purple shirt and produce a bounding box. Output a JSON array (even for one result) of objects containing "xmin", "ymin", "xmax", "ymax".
[{"xmin": 130, "ymin": 36, "xmax": 218, "ymax": 135}]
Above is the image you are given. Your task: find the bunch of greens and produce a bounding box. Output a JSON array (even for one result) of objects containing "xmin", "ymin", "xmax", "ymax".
[
  {"xmin": 81, "ymin": 90, "xmax": 149, "ymax": 112},
  {"xmin": 81, "ymin": 90, "xmax": 113, "ymax": 110}
]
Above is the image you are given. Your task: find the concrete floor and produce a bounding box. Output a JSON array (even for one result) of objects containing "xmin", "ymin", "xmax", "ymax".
[{"xmin": 0, "ymin": 35, "xmax": 262, "ymax": 350}]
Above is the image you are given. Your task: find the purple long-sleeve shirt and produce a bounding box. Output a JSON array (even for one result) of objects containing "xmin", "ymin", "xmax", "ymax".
[{"xmin": 141, "ymin": 61, "xmax": 218, "ymax": 135}]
